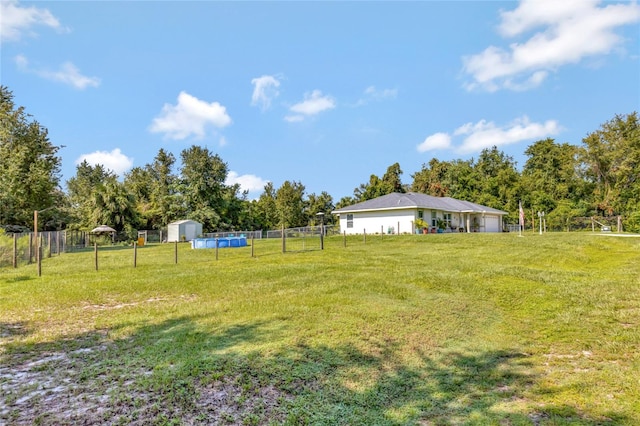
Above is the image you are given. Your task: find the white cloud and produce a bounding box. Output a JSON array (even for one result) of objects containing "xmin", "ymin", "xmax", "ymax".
[
  {"xmin": 416, "ymin": 132, "xmax": 452, "ymax": 153},
  {"xmin": 251, "ymin": 75, "xmax": 280, "ymax": 111},
  {"xmin": 284, "ymin": 115, "xmax": 305, "ymax": 123},
  {"xmin": 364, "ymin": 86, "xmax": 398, "ymax": 100},
  {"xmin": 226, "ymin": 171, "xmax": 269, "ymax": 194},
  {"xmin": 0, "ymin": 0, "xmax": 67, "ymax": 42},
  {"xmin": 75, "ymin": 148, "xmax": 134, "ymax": 176},
  {"xmin": 14, "ymin": 55, "xmax": 100, "ymax": 89},
  {"xmin": 149, "ymin": 91, "xmax": 232, "ymax": 140},
  {"xmin": 286, "ymin": 90, "xmax": 335, "ymax": 121},
  {"xmin": 455, "ymin": 116, "xmax": 562, "ymax": 154},
  {"xmin": 463, "ymin": 0, "xmax": 640, "ymax": 91}
]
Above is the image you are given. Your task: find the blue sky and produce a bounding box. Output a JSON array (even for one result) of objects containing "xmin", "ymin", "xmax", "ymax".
[{"xmin": 2, "ymin": 1, "xmax": 639, "ymax": 201}]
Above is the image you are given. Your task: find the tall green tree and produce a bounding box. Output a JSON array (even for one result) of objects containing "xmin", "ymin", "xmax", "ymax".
[
  {"xmin": 521, "ymin": 138, "xmax": 586, "ymax": 215},
  {"xmin": 306, "ymin": 191, "xmax": 335, "ymax": 225},
  {"xmin": 66, "ymin": 161, "xmax": 116, "ymax": 229},
  {"xmin": 580, "ymin": 112, "xmax": 640, "ymax": 216},
  {"xmin": 354, "ymin": 163, "xmax": 405, "ymax": 201},
  {"xmin": 0, "ymin": 86, "xmax": 63, "ymax": 229},
  {"xmin": 125, "ymin": 148, "xmax": 181, "ymax": 229},
  {"xmin": 178, "ymin": 145, "xmax": 229, "ymax": 232},
  {"xmin": 474, "ymin": 146, "xmax": 520, "ymax": 211},
  {"xmin": 255, "ymin": 182, "xmax": 278, "ymax": 231},
  {"xmin": 275, "ymin": 180, "xmax": 306, "ymax": 228},
  {"xmin": 411, "ymin": 158, "xmax": 454, "ymax": 196},
  {"xmin": 89, "ymin": 176, "xmax": 140, "ymax": 238}
]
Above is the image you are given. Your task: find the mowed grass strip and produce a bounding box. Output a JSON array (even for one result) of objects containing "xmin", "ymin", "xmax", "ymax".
[{"xmin": 1, "ymin": 233, "xmax": 639, "ymax": 424}]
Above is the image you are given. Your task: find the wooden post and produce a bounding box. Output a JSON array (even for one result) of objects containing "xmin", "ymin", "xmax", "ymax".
[
  {"xmin": 13, "ymin": 233, "xmax": 17, "ymax": 268},
  {"xmin": 94, "ymin": 242, "xmax": 98, "ymax": 271},
  {"xmin": 133, "ymin": 242, "xmax": 137, "ymax": 268},
  {"xmin": 56, "ymin": 231, "xmax": 61, "ymax": 256},
  {"xmin": 343, "ymin": 231, "xmax": 346, "ymax": 248},
  {"xmin": 251, "ymin": 235, "xmax": 255, "ymax": 258},
  {"xmin": 33, "ymin": 210, "xmax": 38, "ymax": 266},
  {"xmin": 215, "ymin": 238, "xmax": 219, "ymax": 261},
  {"xmin": 28, "ymin": 234, "xmax": 32, "ymax": 263},
  {"xmin": 48, "ymin": 233, "xmax": 52, "ymax": 258},
  {"xmin": 174, "ymin": 241, "xmax": 178, "ymax": 264},
  {"xmin": 281, "ymin": 226, "xmax": 286, "ymax": 253}
]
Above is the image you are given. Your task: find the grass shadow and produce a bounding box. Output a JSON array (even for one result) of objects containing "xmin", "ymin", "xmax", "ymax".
[{"xmin": 0, "ymin": 317, "xmax": 632, "ymax": 425}]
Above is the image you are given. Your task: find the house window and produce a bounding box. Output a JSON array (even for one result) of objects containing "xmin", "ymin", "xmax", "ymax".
[
  {"xmin": 443, "ymin": 213, "xmax": 452, "ymax": 228},
  {"xmin": 431, "ymin": 211, "xmax": 437, "ymax": 227},
  {"xmin": 347, "ymin": 214, "xmax": 354, "ymax": 228},
  {"xmin": 418, "ymin": 210, "xmax": 424, "ymax": 219}
]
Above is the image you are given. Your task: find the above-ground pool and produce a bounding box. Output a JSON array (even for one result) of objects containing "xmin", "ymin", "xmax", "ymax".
[{"xmin": 191, "ymin": 237, "xmax": 247, "ymax": 249}]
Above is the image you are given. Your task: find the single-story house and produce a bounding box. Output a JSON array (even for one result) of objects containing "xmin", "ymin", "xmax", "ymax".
[
  {"xmin": 332, "ymin": 192, "xmax": 508, "ymax": 235},
  {"xmin": 167, "ymin": 220, "xmax": 202, "ymax": 242}
]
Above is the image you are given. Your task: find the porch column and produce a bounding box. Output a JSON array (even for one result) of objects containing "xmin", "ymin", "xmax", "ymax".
[{"xmin": 466, "ymin": 214, "xmax": 471, "ymax": 233}]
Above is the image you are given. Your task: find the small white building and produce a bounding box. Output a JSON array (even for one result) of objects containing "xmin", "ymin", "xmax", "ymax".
[
  {"xmin": 332, "ymin": 192, "xmax": 507, "ymax": 235},
  {"xmin": 167, "ymin": 220, "xmax": 202, "ymax": 242}
]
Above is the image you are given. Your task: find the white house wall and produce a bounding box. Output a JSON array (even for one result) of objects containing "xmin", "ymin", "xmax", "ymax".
[
  {"xmin": 340, "ymin": 209, "xmax": 417, "ymax": 235},
  {"xmin": 339, "ymin": 210, "xmax": 503, "ymax": 234}
]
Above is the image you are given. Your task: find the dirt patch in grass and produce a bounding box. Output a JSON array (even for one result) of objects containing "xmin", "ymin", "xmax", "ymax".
[{"xmin": 1, "ymin": 336, "xmax": 292, "ymax": 425}]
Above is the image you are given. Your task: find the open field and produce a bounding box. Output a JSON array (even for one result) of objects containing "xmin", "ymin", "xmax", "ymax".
[{"xmin": 1, "ymin": 233, "xmax": 639, "ymax": 425}]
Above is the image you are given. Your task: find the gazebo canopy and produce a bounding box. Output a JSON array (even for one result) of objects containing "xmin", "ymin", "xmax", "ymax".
[{"xmin": 91, "ymin": 225, "xmax": 116, "ymax": 233}]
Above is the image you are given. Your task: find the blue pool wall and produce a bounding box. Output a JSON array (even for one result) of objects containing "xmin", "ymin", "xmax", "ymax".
[{"xmin": 191, "ymin": 236, "xmax": 248, "ymax": 249}]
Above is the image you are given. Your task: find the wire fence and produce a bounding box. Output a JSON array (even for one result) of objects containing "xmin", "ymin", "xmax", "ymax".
[{"xmin": 2, "ymin": 217, "xmax": 636, "ymax": 271}]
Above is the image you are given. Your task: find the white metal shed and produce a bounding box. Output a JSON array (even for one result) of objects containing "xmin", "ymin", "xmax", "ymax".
[{"xmin": 167, "ymin": 220, "xmax": 202, "ymax": 242}]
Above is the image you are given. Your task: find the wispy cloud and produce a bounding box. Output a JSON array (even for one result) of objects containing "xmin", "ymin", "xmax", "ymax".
[
  {"xmin": 418, "ymin": 116, "xmax": 562, "ymax": 155},
  {"xmin": 285, "ymin": 90, "xmax": 335, "ymax": 122},
  {"xmin": 462, "ymin": 0, "xmax": 640, "ymax": 92},
  {"xmin": 149, "ymin": 91, "xmax": 232, "ymax": 140},
  {"xmin": 251, "ymin": 75, "xmax": 281, "ymax": 111},
  {"xmin": 15, "ymin": 54, "xmax": 100, "ymax": 89},
  {"xmin": 354, "ymin": 86, "xmax": 398, "ymax": 106},
  {"xmin": 75, "ymin": 148, "xmax": 134, "ymax": 177},
  {"xmin": 364, "ymin": 86, "xmax": 397, "ymax": 100},
  {"xmin": 0, "ymin": 0, "xmax": 68, "ymax": 42}
]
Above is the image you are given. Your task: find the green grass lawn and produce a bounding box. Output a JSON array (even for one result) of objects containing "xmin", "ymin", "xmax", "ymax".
[{"xmin": 1, "ymin": 233, "xmax": 639, "ymax": 425}]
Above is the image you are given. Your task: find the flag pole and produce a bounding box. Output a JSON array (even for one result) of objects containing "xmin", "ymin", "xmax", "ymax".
[{"xmin": 518, "ymin": 201, "xmax": 524, "ymax": 237}]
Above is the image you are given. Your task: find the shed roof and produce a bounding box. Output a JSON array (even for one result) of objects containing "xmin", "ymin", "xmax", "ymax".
[
  {"xmin": 169, "ymin": 219, "xmax": 201, "ymax": 225},
  {"xmin": 332, "ymin": 192, "xmax": 507, "ymax": 215}
]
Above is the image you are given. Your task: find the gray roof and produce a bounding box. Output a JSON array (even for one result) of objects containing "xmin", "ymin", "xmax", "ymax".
[{"xmin": 332, "ymin": 192, "xmax": 507, "ymax": 215}]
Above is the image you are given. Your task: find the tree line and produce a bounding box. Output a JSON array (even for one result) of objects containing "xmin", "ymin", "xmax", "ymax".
[{"xmin": 1, "ymin": 85, "xmax": 639, "ymax": 237}]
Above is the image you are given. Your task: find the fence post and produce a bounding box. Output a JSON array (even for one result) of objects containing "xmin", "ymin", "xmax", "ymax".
[
  {"xmin": 251, "ymin": 235, "xmax": 255, "ymax": 258},
  {"xmin": 133, "ymin": 242, "xmax": 137, "ymax": 268},
  {"xmin": 215, "ymin": 238, "xmax": 219, "ymax": 261},
  {"xmin": 281, "ymin": 226, "xmax": 286, "ymax": 253},
  {"xmin": 13, "ymin": 233, "xmax": 17, "ymax": 268},
  {"xmin": 94, "ymin": 242, "xmax": 98, "ymax": 271},
  {"xmin": 343, "ymin": 231, "xmax": 346, "ymax": 248},
  {"xmin": 174, "ymin": 241, "xmax": 178, "ymax": 264},
  {"xmin": 48, "ymin": 233, "xmax": 52, "ymax": 258},
  {"xmin": 28, "ymin": 234, "xmax": 32, "ymax": 264}
]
